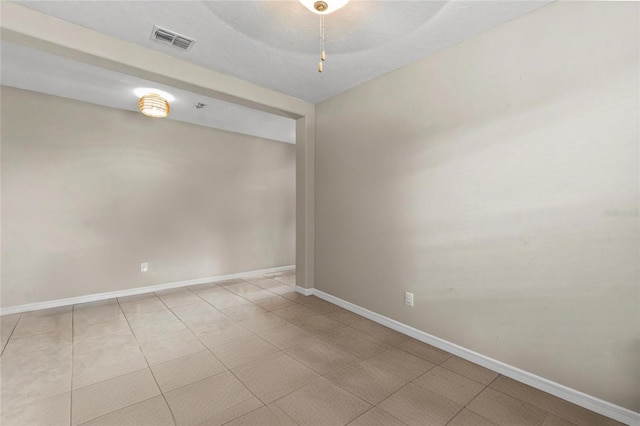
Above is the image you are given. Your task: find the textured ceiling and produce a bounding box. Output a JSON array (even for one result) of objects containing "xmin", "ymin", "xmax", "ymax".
[{"xmin": 14, "ymin": 0, "xmax": 552, "ymax": 103}]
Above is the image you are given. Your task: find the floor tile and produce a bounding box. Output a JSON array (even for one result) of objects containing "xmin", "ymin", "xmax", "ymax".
[
  {"xmin": 119, "ymin": 298, "xmax": 167, "ymax": 315},
  {"xmin": 177, "ymin": 312, "xmax": 229, "ymax": 335},
  {"xmin": 413, "ymin": 366, "xmax": 485, "ymax": 405},
  {"xmin": 350, "ymin": 319, "xmax": 411, "ymax": 347},
  {"xmin": 284, "ymin": 337, "xmax": 357, "ymax": 374},
  {"xmin": 217, "ymin": 278, "xmax": 247, "ymax": 286},
  {"xmin": 74, "ymin": 318, "xmax": 130, "ymax": 341},
  {"xmin": 447, "ymin": 409, "xmax": 498, "ymax": 426},
  {"xmin": 254, "ymin": 295, "xmax": 296, "ymax": 311},
  {"xmin": 348, "ymin": 407, "xmax": 408, "ymax": 426},
  {"xmin": 132, "ymin": 319, "xmax": 193, "ymax": 344},
  {"xmin": 3, "ymin": 329, "xmax": 72, "ymax": 357},
  {"xmin": 164, "ymin": 371, "xmax": 262, "ymax": 426},
  {"xmin": 304, "ymin": 298, "xmax": 342, "ymax": 314},
  {"xmin": 270, "ymin": 273, "xmax": 296, "ymax": 286},
  {"xmin": 489, "ymin": 377, "xmax": 621, "ymax": 426},
  {"xmin": 71, "ymin": 368, "xmax": 160, "ymax": 425},
  {"xmin": 245, "ymin": 277, "xmax": 283, "ymax": 290},
  {"xmin": 12, "ymin": 313, "xmax": 72, "ymax": 338},
  {"xmin": 1, "ymin": 367, "xmax": 72, "ymax": 413},
  {"xmin": 397, "ymin": 339, "xmax": 452, "ymax": 364},
  {"xmin": 155, "ymin": 287, "xmax": 189, "ymax": 295},
  {"xmin": 441, "ymin": 356, "xmax": 498, "ymax": 385},
  {"xmin": 363, "ymin": 348, "xmax": 435, "ymax": 381},
  {"xmin": 170, "ymin": 301, "xmax": 220, "ymax": 320},
  {"xmin": 157, "ymin": 290, "xmax": 204, "ymax": 308},
  {"xmin": 232, "ymin": 351, "xmax": 319, "ymax": 403},
  {"xmin": 1, "ymin": 346, "xmax": 72, "ymax": 381},
  {"xmin": 225, "ymin": 404, "xmax": 298, "ymax": 426},
  {"xmin": 73, "ymin": 305, "xmax": 124, "ymax": 326},
  {"xmin": 378, "ymin": 383, "xmax": 462, "ymax": 426},
  {"xmin": 124, "ymin": 309, "xmax": 178, "ymax": 330},
  {"xmin": 323, "ymin": 308, "xmax": 365, "ymax": 325},
  {"xmin": 73, "ymin": 346, "xmax": 148, "ymax": 389},
  {"xmin": 197, "ymin": 319, "xmax": 254, "ymax": 348},
  {"xmin": 73, "ymin": 299, "xmax": 119, "ymax": 311},
  {"xmin": 139, "ymin": 333, "xmax": 206, "ymax": 365},
  {"xmin": 209, "ymin": 335, "xmax": 278, "ymax": 369},
  {"xmin": 281, "ymin": 292, "xmax": 312, "ymax": 303},
  {"xmin": 219, "ymin": 304, "xmax": 268, "ymax": 320},
  {"xmin": 117, "ymin": 293, "xmax": 159, "ymax": 303},
  {"xmin": 296, "ymin": 295, "xmax": 324, "ymax": 305},
  {"xmin": 467, "ymin": 387, "xmax": 548, "ymax": 426},
  {"xmin": 192, "ymin": 287, "xmax": 234, "ymax": 300},
  {"xmin": 80, "ymin": 395, "xmax": 174, "ymax": 426},
  {"xmin": 1, "ymin": 313, "xmax": 21, "ymax": 343},
  {"xmin": 242, "ymin": 289, "xmax": 279, "ymax": 302},
  {"xmin": 319, "ymin": 327, "xmax": 389, "ymax": 360},
  {"xmin": 22, "ymin": 306, "xmax": 72, "ymax": 318},
  {"xmin": 73, "ymin": 329, "xmax": 139, "ymax": 360},
  {"xmin": 258, "ymin": 323, "xmax": 315, "ymax": 350},
  {"xmin": 236, "ymin": 312, "xmax": 289, "ymax": 333},
  {"xmin": 206, "ymin": 294, "xmax": 252, "ymax": 310},
  {"xmin": 275, "ymin": 377, "xmax": 371, "ymax": 426},
  {"xmin": 151, "ymin": 350, "xmax": 227, "ymax": 392},
  {"xmin": 296, "ymin": 314, "xmax": 346, "ymax": 336},
  {"xmin": 542, "ymin": 414, "xmax": 577, "ymax": 426},
  {"xmin": 223, "ymin": 282, "xmax": 263, "ymax": 296},
  {"xmin": 268, "ymin": 284, "xmax": 296, "ymax": 296},
  {"xmin": 0, "ymin": 391, "xmax": 70, "ymax": 426},
  {"xmin": 272, "ymin": 304, "xmax": 318, "ymax": 322},
  {"xmin": 325, "ymin": 361, "xmax": 407, "ymax": 404}
]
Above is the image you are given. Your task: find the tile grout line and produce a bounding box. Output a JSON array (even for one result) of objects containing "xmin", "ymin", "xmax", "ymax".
[
  {"xmin": 69, "ymin": 272, "xmax": 515, "ymax": 426},
  {"xmin": 116, "ymin": 296, "xmax": 179, "ymax": 426},
  {"xmin": 155, "ymin": 288, "xmax": 273, "ymax": 416},
  {"xmin": 371, "ymin": 352, "xmax": 482, "ymax": 426},
  {"xmin": 162, "ymin": 276, "xmax": 369, "ymax": 420},
  {"xmin": 177, "ymin": 286, "xmax": 299, "ymax": 403},
  {"xmin": 482, "ymin": 374, "xmax": 584, "ymax": 426},
  {"xmin": 0, "ymin": 313, "xmax": 23, "ymax": 357},
  {"xmin": 485, "ymin": 383, "xmax": 582, "ymax": 426}
]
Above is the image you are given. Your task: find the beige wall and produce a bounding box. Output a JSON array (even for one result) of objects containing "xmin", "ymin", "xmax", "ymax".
[
  {"xmin": 315, "ymin": 1, "xmax": 639, "ymax": 411},
  {"xmin": 1, "ymin": 86, "xmax": 295, "ymax": 307}
]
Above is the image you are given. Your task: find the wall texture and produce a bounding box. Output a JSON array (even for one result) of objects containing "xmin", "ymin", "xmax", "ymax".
[
  {"xmin": 1, "ymin": 86, "xmax": 295, "ymax": 308},
  {"xmin": 315, "ymin": 1, "xmax": 639, "ymax": 411}
]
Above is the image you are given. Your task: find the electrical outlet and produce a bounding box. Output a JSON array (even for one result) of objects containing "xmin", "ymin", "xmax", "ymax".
[
  {"xmin": 141, "ymin": 262, "xmax": 149, "ymax": 272},
  {"xmin": 405, "ymin": 291, "xmax": 414, "ymax": 307}
]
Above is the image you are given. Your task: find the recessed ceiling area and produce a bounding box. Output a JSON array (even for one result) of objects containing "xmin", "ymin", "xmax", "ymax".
[
  {"xmin": 14, "ymin": 0, "xmax": 552, "ymax": 103},
  {"xmin": 1, "ymin": 41, "xmax": 296, "ymax": 144}
]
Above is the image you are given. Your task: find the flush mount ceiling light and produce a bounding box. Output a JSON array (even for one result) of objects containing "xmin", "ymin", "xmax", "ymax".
[
  {"xmin": 133, "ymin": 88, "xmax": 175, "ymax": 118},
  {"xmin": 298, "ymin": 0, "xmax": 351, "ymax": 73},
  {"xmin": 139, "ymin": 94, "xmax": 170, "ymax": 118}
]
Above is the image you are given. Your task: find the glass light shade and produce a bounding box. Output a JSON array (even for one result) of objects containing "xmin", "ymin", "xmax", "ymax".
[
  {"xmin": 298, "ymin": 0, "xmax": 350, "ymax": 14},
  {"xmin": 139, "ymin": 94, "xmax": 170, "ymax": 118}
]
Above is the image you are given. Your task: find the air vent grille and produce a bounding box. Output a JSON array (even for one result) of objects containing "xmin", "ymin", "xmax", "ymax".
[{"xmin": 151, "ymin": 25, "xmax": 195, "ymax": 51}]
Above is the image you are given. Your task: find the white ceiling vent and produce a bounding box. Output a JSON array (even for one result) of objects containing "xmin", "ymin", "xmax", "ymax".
[{"xmin": 150, "ymin": 25, "xmax": 195, "ymax": 51}]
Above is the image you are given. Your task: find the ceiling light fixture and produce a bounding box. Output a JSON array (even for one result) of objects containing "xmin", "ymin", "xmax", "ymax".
[
  {"xmin": 138, "ymin": 94, "xmax": 170, "ymax": 118},
  {"xmin": 133, "ymin": 88, "xmax": 175, "ymax": 118},
  {"xmin": 298, "ymin": 0, "xmax": 350, "ymax": 73}
]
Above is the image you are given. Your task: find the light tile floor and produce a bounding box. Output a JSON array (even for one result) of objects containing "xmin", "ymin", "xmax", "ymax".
[{"xmin": 0, "ymin": 271, "xmax": 623, "ymax": 426}]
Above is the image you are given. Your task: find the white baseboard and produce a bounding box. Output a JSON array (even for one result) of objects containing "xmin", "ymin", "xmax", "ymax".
[
  {"xmin": 295, "ymin": 285, "xmax": 314, "ymax": 296},
  {"xmin": 0, "ymin": 265, "xmax": 295, "ymax": 316},
  {"xmin": 312, "ymin": 288, "xmax": 639, "ymax": 426}
]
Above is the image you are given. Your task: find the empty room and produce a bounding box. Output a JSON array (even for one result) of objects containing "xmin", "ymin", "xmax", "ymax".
[{"xmin": 0, "ymin": 1, "xmax": 638, "ymax": 425}]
